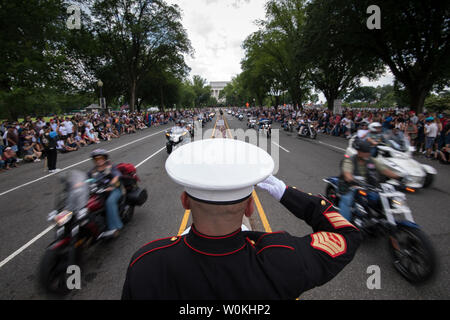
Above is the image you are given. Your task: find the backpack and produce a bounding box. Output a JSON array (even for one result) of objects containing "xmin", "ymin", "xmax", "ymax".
[
  {"xmin": 116, "ymin": 163, "xmax": 140, "ymax": 191},
  {"xmin": 116, "ymin": 163, "xmax": 139, "ymax": 180}
]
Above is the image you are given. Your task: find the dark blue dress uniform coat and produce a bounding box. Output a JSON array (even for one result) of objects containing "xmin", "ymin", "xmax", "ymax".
[{"xmin": 121, "ymin": 187, "xmax": 362, "ymax": 300}]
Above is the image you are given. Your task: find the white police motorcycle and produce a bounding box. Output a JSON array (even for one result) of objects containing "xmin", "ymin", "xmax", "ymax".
[
  {"xmin": 346, "ymin": 133, "xmax": 437, "ymax": 189},
  {"xmin": 259, "ymin": 119, "xmax": 272, "ymax": 139},
  {"xmin": 297, "ymin": 121, "xmax": 317, "ymax": 139},
  {"xmin": 165, "ymin": 126, "xmax": 191, "ymax": 154}
]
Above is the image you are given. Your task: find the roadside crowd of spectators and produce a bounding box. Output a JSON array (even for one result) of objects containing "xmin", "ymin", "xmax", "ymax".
[
  {"xmin": 244, "ymin": 105, "xmax": 450, "ymax": 164},
  {"xmin": 0, "ymin": 110, "xmax": 174, "ymax": 172}
]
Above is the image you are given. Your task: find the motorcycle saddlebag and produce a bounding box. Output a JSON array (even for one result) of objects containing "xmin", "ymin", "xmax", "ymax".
[{"xmin": 126, "ymin": 187, "xmax": 148, "ymax": 206}]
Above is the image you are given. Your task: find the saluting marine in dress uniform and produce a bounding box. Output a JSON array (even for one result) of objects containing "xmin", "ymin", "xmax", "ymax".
[{"xmin": 122, "ymin": 139, "xmax": 362, "ymax": 300}]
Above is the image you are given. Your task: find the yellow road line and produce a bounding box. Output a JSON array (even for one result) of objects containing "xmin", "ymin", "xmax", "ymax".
[
  {"xmin": 212, "ymin": 117, "xmax": 217, "ymax": 138},
  {"xmin": 223, "ymin": 115, "xmax": 273, "ymax": 233},
  {"xmin": 177, "ymin": 210, "xmax": 191, "ymax": 236},
  {"xmin": 177, "ymin": 116, "xmax": 220, "ymax": 235},
  {"xmin": 252, "ymin": 191, "xmax": 272, "ymax": 233}
]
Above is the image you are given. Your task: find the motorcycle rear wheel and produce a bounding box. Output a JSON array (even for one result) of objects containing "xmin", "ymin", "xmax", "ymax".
[
  {"xmin": 388, "ymin": 225, "xmax": 436, "ymax": 284},
  {"xmin": 121, "ymin": 205, "xmax": 135, "ymax": 224}
]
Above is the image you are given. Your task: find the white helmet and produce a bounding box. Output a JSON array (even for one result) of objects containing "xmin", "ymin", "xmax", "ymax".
[{"xmin": 369, "ymin": 122, "xmax": 382, "ymax": 132}]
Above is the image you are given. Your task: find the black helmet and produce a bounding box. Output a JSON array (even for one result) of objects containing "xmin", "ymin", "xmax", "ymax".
[
  {"xmin": 353, "ymin": 139, "xmax": 371, "ymax": 153},
  {"xmin": 91, "ymin": 149, "xmax": 109, "ymax": 160}
]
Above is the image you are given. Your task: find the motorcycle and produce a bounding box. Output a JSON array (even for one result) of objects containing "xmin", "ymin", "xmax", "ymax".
[
  {"xmin": 259, "ymin": 119, "xmax": 272, "ymax": 139},
  {"xmin": 247, "ymin": 117, "xmax": 257, "ymax": 129},
  {"xmin": 323, "ymin": 175, "xmax": 436, "ymax": 284},
  {"xmin": 283, "ymin": 120, "xmax": 295, "ymax": 133},
  {"xmin": 297, "ymin": 121, "xmax": 317, "ymax": 139},
  {"xmin": 346, "ymin": 134, "xmax": 437, "ymax": 189},
  {"xmin": 165, "ymin": 126, "xmax": 191, "ymax": 154},
  {"xmin": 39, "ymin": 168, "xmax": 148, "ymax": 294}
]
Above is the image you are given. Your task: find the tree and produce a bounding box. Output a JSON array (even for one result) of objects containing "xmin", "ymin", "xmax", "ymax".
[
  {"xmin": 90, "ymin": 0, "xmax": 192, "ymax": 112},
  {"xmin": 345, "ymin": 86, "xmax": 378, "ymax": 103},
  {"xmin": 322, "ymin": 0, "xmax": 450, "ymax": 113},
  {"xmin": 424, "ymin": 93, "xmax": 450, "ymax": 113},
  {"xmin": 220, "ymin": 74, "xmax": 252, "ymax": 106},
  {"xmin": 191, "ymin": 75, "xmax": 212, "ymax": 107},
  {"xmin": 242, "ymin": 0, "xmax": 311, "ymax": 109},
  {"xmin": 179, "ymin": 80, "xmax": 196, "ymax": 108},
  {"xmin": 302, "ymin": 0, "xmax": 383, "ymax": 110},
  {"xmin": 0, "ymin": 0, "xmax": 72, "ymax": 120},
  {"xmin": 137, "ymin": 70, "xmax": 182, "ymax": 110}
]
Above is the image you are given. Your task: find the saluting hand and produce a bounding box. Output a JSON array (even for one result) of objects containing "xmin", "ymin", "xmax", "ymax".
[{"xmin": 257, "ymin": 175, "xmax": 286, "ymax": 201}]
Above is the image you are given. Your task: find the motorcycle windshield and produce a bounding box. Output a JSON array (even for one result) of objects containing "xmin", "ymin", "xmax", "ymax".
[
  {"xmin": 170, "ymin": 127, "xmax": 186, "ymax": 134},
  {"xmin": 63, "ymin": 170, "xmax": 89, "ymax": 213},
  {"xmin": 385, "ymin": 131, "xmax": 408, "ymax": 152}
]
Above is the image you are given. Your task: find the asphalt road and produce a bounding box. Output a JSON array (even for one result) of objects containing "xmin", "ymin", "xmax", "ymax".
[{"xmin": 0, "ymin": 112, "xmax": 448, "ymax": 300}]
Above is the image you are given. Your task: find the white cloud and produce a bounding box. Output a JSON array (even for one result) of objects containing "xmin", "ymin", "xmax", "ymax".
[
  {"xmin": 167, "ymin": 0, "xmax": 395, "ymax": 97},
  {"xmin": 167, "ymin": 0, "xmax": 266, "ymax": 83}
]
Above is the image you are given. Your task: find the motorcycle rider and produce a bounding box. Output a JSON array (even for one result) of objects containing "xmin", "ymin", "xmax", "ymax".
[
  {"xmin": 366, "ymin": 122, "xmax": 385, "ymax": 157},
  {"xmin": 339, "ymin": 139, "xmax": 402, "ymax": 222},
  {"xmin": 89, "ymin": 149, "xmax": 123, "ymax": 239}
]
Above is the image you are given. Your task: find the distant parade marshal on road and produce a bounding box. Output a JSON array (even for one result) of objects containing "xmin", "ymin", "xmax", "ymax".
[{"xmin": 121, "ymin": 139, "xmax": 362, "ymax": 300}]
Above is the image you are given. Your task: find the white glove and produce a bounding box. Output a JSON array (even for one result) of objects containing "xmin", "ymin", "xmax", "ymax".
[{"xmin": 257, "ymin": 175, "xmax": 287, "ymax": 201}]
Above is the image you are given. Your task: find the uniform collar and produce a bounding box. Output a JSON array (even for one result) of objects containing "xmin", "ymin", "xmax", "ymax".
[{"xmin": 184, "ymin": 225, "xmax": 247, "ymax": 256}]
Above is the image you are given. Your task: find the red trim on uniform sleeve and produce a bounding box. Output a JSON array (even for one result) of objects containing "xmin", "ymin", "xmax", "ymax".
[
  {"xmin": 130, "ymin": 237, "xmax": 182, "ymax": 267},
  {"xmin": 256, "ymin": 245, "xmax": 295, "ymax": 255},
  {"xmin": 140, "ymin": 237, "xmax": 175, "ymax": 249}
]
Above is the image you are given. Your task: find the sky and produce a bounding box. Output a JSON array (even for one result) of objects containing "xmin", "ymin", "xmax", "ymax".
[
  {"xmin": 166, "ymin": 0, "xmax": 266, "ymax": 82},
  {"xmin": 167, "ymin": 0, "xmax": 394, "ymax": 102}
]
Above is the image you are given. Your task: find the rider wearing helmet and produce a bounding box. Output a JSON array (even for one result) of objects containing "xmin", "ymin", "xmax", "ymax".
[
  {"xmin": 339, "ymin": 139, "xmax": 401, "ymax": 222},
  {"xmin": 89, "ymin": 149, "xmax": 123, "ymax": 238},
  {"xmin": 367, "ymin": 122, "xmax": 384, "ymax": 157},
  {"xmin": 356, "ymin": 121, "xmax": 369, "ymax": 139}
]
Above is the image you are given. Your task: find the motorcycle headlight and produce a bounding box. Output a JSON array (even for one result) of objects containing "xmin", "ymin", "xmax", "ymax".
[{"xmin": 54, "ymin": 210, "xmax": 73, "ymax": 226}]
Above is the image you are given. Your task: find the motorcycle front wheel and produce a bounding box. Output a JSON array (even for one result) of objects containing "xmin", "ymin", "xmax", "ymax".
[
  {"xmin": 166, "ymin": 143, "xmax": 172, "ymax": 154},
  {"xmin": 389, "ymin": 225, "xmax": 436, "ymax": 284},
  {"xmin": 423, "ymin": 173, "xmax": 434, "ymax": 188},
  {"xmin": 39, "ymin": 247, "xmax": 71, "ymax": 295}
]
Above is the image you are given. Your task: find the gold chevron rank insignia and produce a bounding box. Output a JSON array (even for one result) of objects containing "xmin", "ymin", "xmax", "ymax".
[
  {"xmin": 310, "ymin": 232, "xmax": 347, "ymax": 258},
  {"xmin": 324, "ymin": 211, "xmax": 357, "ymax": 229}
]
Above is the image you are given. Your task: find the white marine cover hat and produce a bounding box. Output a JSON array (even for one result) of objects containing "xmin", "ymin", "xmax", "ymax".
[{"xmin": 165, "ymin": 138, "xmax": 274, "ymax": 204}]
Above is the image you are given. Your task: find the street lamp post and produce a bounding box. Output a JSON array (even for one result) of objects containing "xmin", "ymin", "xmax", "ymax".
[{"xmin": 97, "ymin": 80, "xmax": 104, "ymax": 111}]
